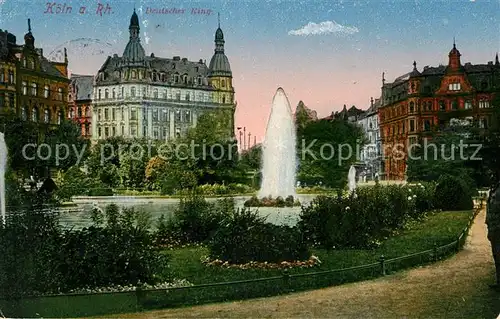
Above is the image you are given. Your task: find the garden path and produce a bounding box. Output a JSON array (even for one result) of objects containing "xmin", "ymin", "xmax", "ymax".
[{"xmin": 104, "ymin": 207, "xmax": 500, "ymax": 318}]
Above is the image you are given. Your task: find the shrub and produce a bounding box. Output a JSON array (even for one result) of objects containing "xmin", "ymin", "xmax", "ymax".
[
  {"xmin": 162, "ymin": 195, "xmax": 233, "ymax": 244},
  {"xmin": 209, "ymin": 208, "xmax": 311, "ymax": 264},
  {"xmin": 87, "ymin": 187, "xmax": 114, "ymax": 196},
  {"xmin": 298, "ymin": 185, "xmax": 431, "ymax": 250},
  {"xmin": 434, "ymin": 175, "xmax": 474, "ymax": 211},
  {"xmin": 0, "ymin": 202, "xmax": 168, "ymax": 298}
]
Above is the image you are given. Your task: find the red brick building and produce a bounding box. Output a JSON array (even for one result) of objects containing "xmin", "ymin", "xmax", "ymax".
[
  {"xmin": 68, "ymin": 74, "xmax": 93, "ymax": 138},
  {"xmin": 379, "ymin": 43, "xmax": 500, "ymax": 180}
]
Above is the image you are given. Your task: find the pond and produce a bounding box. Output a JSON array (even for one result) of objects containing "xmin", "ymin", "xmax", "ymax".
[{"xmin": 59, "ymin": 194, "xmax": 320, "ymax": 229}]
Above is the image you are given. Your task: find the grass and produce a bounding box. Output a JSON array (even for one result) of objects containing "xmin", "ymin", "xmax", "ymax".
[{"xmin": 165, "ymin": 210, "xmax": 472, "ymax": 284}]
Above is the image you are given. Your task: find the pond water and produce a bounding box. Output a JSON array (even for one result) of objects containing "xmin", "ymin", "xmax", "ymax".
[{"xmin": 59, "ymin": 194, "xmax": 320, "ymax": 229}]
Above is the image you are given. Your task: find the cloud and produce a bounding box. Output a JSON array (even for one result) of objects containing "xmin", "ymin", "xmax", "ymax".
[{"xmin": 288, "ymin": 21, "xmax": 359, "ymax": 36}]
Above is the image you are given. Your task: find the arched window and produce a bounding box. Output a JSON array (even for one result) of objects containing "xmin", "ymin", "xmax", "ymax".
[
  {"xmin": 131, "ymin": 86, "xmax": 136, "ymax": 97},
  {"xmin": 112, "ymin": 88, "xmax": 116, "ymax": 99},
  {"xmin": 222, "ymin": 95, "xmax": 226, "ymax": 104},
  {"xmin": 409, "ymin": 101, "xmax": 414, "ymax": 113},
  {"xmin": 183, "ymin": 75, "xmax": 188, "ymax": 84},
  {"xmin": 131, "ymin": 70, "xmax": 136, "ymax": 79},
  {"xmin": 221, "ymin": 80, "xmax": 225, "ymax": 88},
  {"xmin": 105, "ymin": 89, "xmax": 109, "ymax": 99},
  {"xmin": 152, "ymin": 72, "xmax": 157, "ymax": 82},
  {"xmin": 32, "ymin": 107, "xmax": 38, "ymax": 122},
  {"xmin": 98, "ymin": 89, "xmax": 102, "ymax": 100}
]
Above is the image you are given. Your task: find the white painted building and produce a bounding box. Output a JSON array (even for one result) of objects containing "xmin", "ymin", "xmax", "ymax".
[
  {"xmin": 356, "ymin": 97, "xmax": 383, "ymax": 179},
  {"xmin": 91, "ymin": 10, "xmax": 235, "ymax": 141}
]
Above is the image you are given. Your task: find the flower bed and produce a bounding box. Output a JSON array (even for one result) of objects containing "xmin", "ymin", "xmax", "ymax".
[
  {"xmin": 201, "ymin": 256, "xmax": 321, "ymax": 270},
  {"xmin": 62, "ymin": 279, "xmax": 194, "ymax": 294},
  {"xmin": 244, "ymin": 195, "xmax": 301, "ymax": 207}
]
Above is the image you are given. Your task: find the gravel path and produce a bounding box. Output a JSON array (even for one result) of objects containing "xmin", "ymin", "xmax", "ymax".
[{"xmin": 104, "ymin": 207, "xmax": 500, "ymax": 319}]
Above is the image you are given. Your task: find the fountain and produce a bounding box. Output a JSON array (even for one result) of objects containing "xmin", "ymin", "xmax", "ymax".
[
  {"xmin": 258, "ymin": 87, "xmax": 297, "ymax": 199},
  {"xmin": 348, "ymin": 165, "xmax": 357, "ymax": 194},
  {"xmin": 0, "ymin": 132, "xmax": 7, "ymax": 225}
]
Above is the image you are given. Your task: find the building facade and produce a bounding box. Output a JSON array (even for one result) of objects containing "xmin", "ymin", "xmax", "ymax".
[
  {"xmin": 0, "ymin": 29, "xmax": 17, "ymax": 119},
  {"xmin": 68, "ymin": 74, "xmax": 93, "ymax": 138},
  {"xmin": 92, "ymin": 10, "xmax": 236, "ymax": 141},
  {"xmin": 379, "ymin": 43, "xmax": 500, "ymax": 180},
  {"xmin": 15, "ymin": 20, "xmax": 69, "ymax": 127},
  {"xmin": 356, "ymin": 97, "xmax": 383, "ymax": 179}
]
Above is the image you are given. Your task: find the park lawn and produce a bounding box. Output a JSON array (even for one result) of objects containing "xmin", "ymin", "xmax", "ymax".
[{"xmin": 165, "ymin": 210, "xmax": 472, "ymax": 284}]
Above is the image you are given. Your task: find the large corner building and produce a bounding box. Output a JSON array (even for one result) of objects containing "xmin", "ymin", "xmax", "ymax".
[
  {"xmin": 91, "ymin": 10, "xmax": 236, "ymax": 141},
  {"xmin": 379, "ymin": 43, "xmax": 500, "ymax": 180}
]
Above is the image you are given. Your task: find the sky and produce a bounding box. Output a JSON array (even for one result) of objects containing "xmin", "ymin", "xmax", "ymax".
[{"xmin": 0, "ymin": 0, "xmax": 499, "ymax": 145}]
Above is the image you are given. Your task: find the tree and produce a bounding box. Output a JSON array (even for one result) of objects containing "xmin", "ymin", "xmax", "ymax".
[{"xmin": 297, "ymin": 119, "xmax": 365, "ymax": 188}]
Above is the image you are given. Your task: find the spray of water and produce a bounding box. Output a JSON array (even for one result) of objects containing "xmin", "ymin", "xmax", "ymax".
[
  {"xmin": 348, "ymin": 165, "xmax": 357, "ymax": 194},
  {"xmin": 0, "ymin": 132, "xmax": 7, "ymax": 225},
  {"xmin": 258, "ymin": 88, "xmax": 296, "ymax": 198}
]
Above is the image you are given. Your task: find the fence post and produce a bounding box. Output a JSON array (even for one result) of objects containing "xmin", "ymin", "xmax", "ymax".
[
  {"xmin": 282, "ymin": 268, "xmax": 291, "ymax": 289},
  {"xmin": 379, "ymin": 255, "xmax": 386, "ymax": 276},
  {"xmin": 433, "ymin": 243, "xmax": 438, "ymax": 262}
]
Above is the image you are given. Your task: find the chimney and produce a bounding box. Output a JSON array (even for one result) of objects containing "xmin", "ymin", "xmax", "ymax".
[{"xmin": 370, "ymin": 97, "xmax": 374, "ymax": 107}]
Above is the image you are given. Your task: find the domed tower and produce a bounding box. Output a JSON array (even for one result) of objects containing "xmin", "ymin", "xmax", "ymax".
[
  {"xmin": 446, "ymin": 38, "xmax": 463, "ymax": 73},
  {"xmin": 122, "ymin": 9, "xmax": 145, "ymax": 63},
  {"xmin": 24, "ymin": 19, "xmax": 35, "ymax": 49},
  {"xmin": 208, "ymin": 14, "xmax": 235, "ymax": 138},
  {"xmin": 408, "ymin": 61, "xmax": 421, "ymax": 95},
  {"xmin": 208, "ymin": 14, "xmax": 234, "ymax": 105}
]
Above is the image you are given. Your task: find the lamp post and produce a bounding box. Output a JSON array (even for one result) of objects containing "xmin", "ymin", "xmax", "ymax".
[
  {"xmin": 243, "ymin": 127, "xmax": 246, "ymax": 150},
  {"xmin": 237, "ymin": 127, "xmax": 242, "ymax": 151}
]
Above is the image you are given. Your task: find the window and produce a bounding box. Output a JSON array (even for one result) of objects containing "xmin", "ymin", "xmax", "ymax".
[
  {"xmin": 44, "ymin": 109, "xmax": 50, "ymax": 123},
  {"xmin": 121, "ymin": 126, "xmax": 124, "ymax": 135},
  {"xmin": 451, "ymin": 100, "xmax": 458, "ymax": 110},
  {"xmin": 152, "ymin": 72, "xmax": 157, "ymax": 82},
  {"xmin": 198, "ymin": 76, "xmax": 202, "ymax": 85},
  {"xmin": 97, "ymin": 109, "xmax": 102, "ymax": 121},
  {"xmin": 23, "ymin": 58, "xmax": 27, "ymax": 67},
  {"xmin": 176, "ymin": 91, "xmax": 181, "ymax": 100},
  {"xmin": 142, "ymin": 87, "xmax": 146, "ymax": 97},
  {"xmin": 448, "ymin": 83, "xmax": 461, "ymax": 91},
  {"xmin": 112, "ymin": 108, "xmax": 116, "ymax": 120},
  {"xmin": 465, "ymin": 100, "xmax": 472, "ymax": 109},
  {"xmin": 410, "ymin": 119, "xmax": 415, "ymax": 132},
  {"xmin": 0, "ymin": 68, "xmax": 4, "ymax": 83},
  {"xmin": 85, "ymin": 123, "xmax": 90, "ymax": 135},
  {"xmin": 479, "ymin": 100, "xmax": 490, "ymax": 108},
  {"xmin": 44, "ymin": 85, "xmax": 49, "ymax": 98},
  {"xmin": 131, "ymin": 70, "xmax": 136, "ymax": 79},
  {"xmin": 98, "ymin": 89, "xmax": 102, "ymax": 100},
  {"xmin": 121, "ymin": 108, "xmax": 124, "ymax": 120},
  {"xmin": 185, "ymin": 93, "xmax": 190, "ymax": 101},
  {"xmin": 185, "ymin": 111, "xmax": 191, "ymax": 123},
  {"xmin": 105, "ymin": 89, "xmax": 109, "ymax": 99},
  {"xmin": 112, "ymin": 88, "xmax": 116, "ymax": 99},
  {"xmin": 481, "ymin": 81, "xmax": 488, "ymax": 90},
  {"xmin": 161, "ymin": 73, "xmax": 166, "ymax": 82},
  {"xmin": 58, "ymin": 88, "xmax": 63, "ymax": 100},
  {"xmin": 175, "ymin": 110, "xmax": 181, "ymax": 122},
  {"xmin": 22, "ymin": 105, "xmax": 28, "ymax": 120},
  {"xmin": 31, "ymin": 83, "xmax": 37, "ymax": 96},
  {"xmin": 153, "ymin": 109, "xmax": 158, "ymax": 121},
  {"xmin": 28, "ymin": 58, "xmax": 34, "ymax": 69},
  {"xmin": 153, "ymin": 127, "xmax": 159, "ymax": 139},
  {"xmin": 98, "ymin": 127, "xmax": 102, "ymax": 137},
  {"xmin": 8, "ymin": 70, "xmax": 14, "ymax": 84},
  {"xmin": 58, "ymin": 111, "xmax": 64, "ymax": 125},
  {"xmin": 183, "ymin": 75, "xmax": 187, "ymax": 84},
  {"xmin": 104, "ymin": 108, "xmax": 109, "ymax": 120},
  {"xmin": 222, "ymin": 95, "xmax": 226, "ymax": 104},
  {"xmin": 161, "ymin": 109, "xmax": 168, "ymax": 121},
  {"xmin": 121, "ymin": 87, "xmax": 124, "ymax": 98},
  {"xmin": 163, "ymin": 90, "xmax": 168, "ymax": 99},
  {"xmin": 130, "ymin": 109, "xmax": 137, "ymax": 120},
  {"xmin": 31, "ymin": 107, "xmax": 38, "ymax": 122},
  {"xmin": 426, "ymin": 101, "xmax": 432, "ymax": 111},
  {"xmin": 153, "ymin": 89, "xmax": 158, "ymax": 99},
  {"xmin": 221, "ymin": 80, "xmax": 225, "ymax": 88},
  {"xmin": 105, "ymin": 127, "xmax": 109, "ymax": 137},
  {"xmin": 112, "ymin": 127, "xmax": 116, "ymax": 136},
  {"xmin": 162, "ymin": 127, "xmax": 167, "ymax": 139},
  {"xmin": 424, "ymin": 120, "xmax": 431, "ymax": 131},
  {"xmin": 439, "ymin": 100, "xmax": 445, "ymax": 111},
  {"xmin": 479, "ymin": 118, "xmax": 488, "ymax": 129},
  {"xmin": 77, "ymin": 106, "xmax": 82, "ymax": 117},
  {"xmin": 143, "ymin": 126, "xmax": 147, "ymax": 137},
  {"xmin": 131, "ymin": 87, "xmax": 136, "ymax": 97},
  {"xmin": 5, "ymin": 93, "xmax": 12, "ymax": 109},
  {"xmin": 22, "ymin": 81, "xmax": 27, "ymax": 95},
  {"xmin": 409, "ymin": 101, "xmax": 415, "ymax": 113}
]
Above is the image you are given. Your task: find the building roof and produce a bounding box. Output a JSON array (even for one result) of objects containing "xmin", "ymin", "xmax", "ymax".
[{"xmin": 70, "ymin": 74, "xmax": 94, "ymax": 100}]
